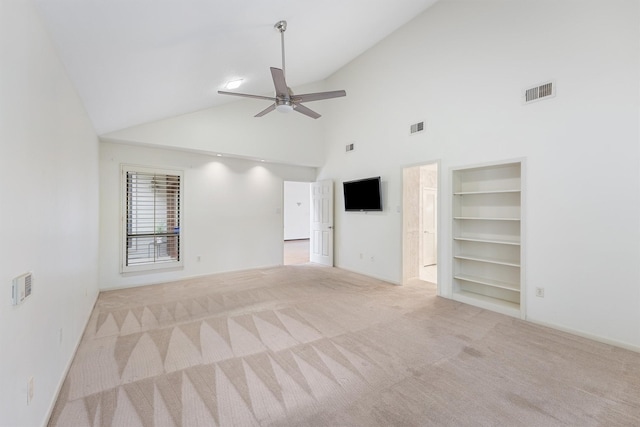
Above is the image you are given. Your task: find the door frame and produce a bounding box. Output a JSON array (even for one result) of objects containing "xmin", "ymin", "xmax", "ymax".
[
  {"xmin": 282, "ymin": 180, "xmax": 313, "ymax": 265},
  {"xmin": 421, "ymin": 187, "xmax": 437, "ymax": 267},
  {"xmin": 401, "ymin": 160, "xmax": 441, "ymax": 294}
]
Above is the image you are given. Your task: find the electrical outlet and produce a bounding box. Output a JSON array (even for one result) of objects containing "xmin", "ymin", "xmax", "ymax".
[
  {"xmin": 535, "ymin": 287, "xmax": 545, "ymax": 298},
  {"xmin": 27, "ymin": 377, "xmax": 34, "ymax": 405}
]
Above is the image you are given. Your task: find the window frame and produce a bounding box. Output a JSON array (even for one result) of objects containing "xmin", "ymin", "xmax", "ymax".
[{"xmin": 120, "ymin": 164, "xmax": 184, "ymax": 274}]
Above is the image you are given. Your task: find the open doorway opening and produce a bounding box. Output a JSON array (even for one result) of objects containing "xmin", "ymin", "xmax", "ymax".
[
  {"xmin": 283, "ymin": 181, "xmax": 311, "ymax": 265},
  {"xmin": 402, "ymin": 162, "xmax": 439, "ymax": 287}
]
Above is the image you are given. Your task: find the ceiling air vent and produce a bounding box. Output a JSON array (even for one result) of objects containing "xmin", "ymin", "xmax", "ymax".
[
  {"xmin": 410, "ymin": 121, "xmax": 425, "ymax": 135},
  {"xmin": 345, "ymin": 143, "xmax": 354, "ymax": 152},
  {"xmin": 524, "ymin": 81, "xmax": 555, "ymax": 104}
]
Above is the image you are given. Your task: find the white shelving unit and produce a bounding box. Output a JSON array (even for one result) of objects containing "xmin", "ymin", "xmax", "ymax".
[{"xmin": 452, "ymin": 161, "xmax": 523, "ymax": 318}]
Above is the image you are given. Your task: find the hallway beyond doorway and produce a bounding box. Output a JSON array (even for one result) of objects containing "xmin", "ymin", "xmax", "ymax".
[{"xmin": 402, "ymin": 162, "xmax": 439, "ymax": 287}]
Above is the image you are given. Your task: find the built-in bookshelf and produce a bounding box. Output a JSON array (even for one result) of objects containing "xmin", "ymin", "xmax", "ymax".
[{"xmin": 452, "ymin": 161, "xmax": 523, "ymax": 318}]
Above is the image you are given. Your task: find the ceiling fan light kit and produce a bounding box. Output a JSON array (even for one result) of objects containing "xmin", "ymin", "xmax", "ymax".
[
  {"xmin": 218, "ymin": 20, "xmax": 346, "ymax": 119},
  {"xmin": 276, "ymin": 100, "xmax": 294, "ymax": 113}
]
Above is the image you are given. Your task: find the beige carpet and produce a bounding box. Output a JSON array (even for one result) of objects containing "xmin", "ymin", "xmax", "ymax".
[{"xmin": 49, "ymin": 265, "xmax": 640, "ymax": 426}]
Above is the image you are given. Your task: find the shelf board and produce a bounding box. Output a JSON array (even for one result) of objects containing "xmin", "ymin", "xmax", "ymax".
[
  {"xmin": 452, "ymin": 290, "xmax": 520, "ymax": 318},
  {"xmin": 454, "ymin": 274, "xmax": 520, "ymax": 292},
  {"xmin": 454, "ymin": 254, "xmax": 520, "ymax": 267},
  {"xmin": 453, "ymin": 237, "xmax": 520, "ymax": 246},
  {"xmin": 453, "ymin": 217, "xmax": 520, "ymax": 221},
  {"xmin": 454, "ymin": 190, "xmax": 520, "ymax": 195}
]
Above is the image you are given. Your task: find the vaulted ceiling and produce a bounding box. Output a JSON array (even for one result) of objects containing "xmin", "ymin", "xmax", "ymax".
[{"xmin": 34, "ymin": 0, "xmax": 439, "ymax": 134}]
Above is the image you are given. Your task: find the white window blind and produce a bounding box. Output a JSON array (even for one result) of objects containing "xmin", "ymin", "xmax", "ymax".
[{"xmin": 122, "ymin": 166, "xmax": 183, "ymax": 272}]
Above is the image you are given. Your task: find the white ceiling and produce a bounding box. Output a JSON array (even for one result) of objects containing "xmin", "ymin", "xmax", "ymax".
[{"xmin": 34, "ymin": 0, "xmax": 439, "ymax": 134}]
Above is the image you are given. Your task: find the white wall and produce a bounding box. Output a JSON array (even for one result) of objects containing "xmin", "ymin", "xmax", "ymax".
[
  {"xmin": 319, "ymin": 0, "xmax": 640, "ymax": 348},
  {"xmin": 101, "ymin": 81, "xmax": 330, "ymax": 167},
  {"xmin": 0, "ymin": 2, "xmax": 100, "ymax": 426},
  {"xmin": 99, "ymin": 142, "xmax": 317, "ymax": 289},
  {"xmin": 284, "ymin": 181, "xmax": 311, "ymax": 240}
]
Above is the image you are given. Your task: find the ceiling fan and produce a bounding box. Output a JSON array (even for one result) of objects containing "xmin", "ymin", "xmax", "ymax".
[{"xmin": 218, "ymin": 20, "xmax": 346, "ymax": 119}]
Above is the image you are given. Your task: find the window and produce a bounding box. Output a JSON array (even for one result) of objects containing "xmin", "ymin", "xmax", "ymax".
[{"xmin": 121, "ymin": 165, "xmax": 183, "ymax": 273}]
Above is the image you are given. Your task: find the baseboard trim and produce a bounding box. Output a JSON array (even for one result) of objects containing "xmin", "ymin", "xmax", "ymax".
[
  {"xmin": 43, "ymin": 291, "xmax": 100, "ymax": 427},
  {"xmin": 526, "ymin": 316, "xmax": 640, "ymax": 354},
  {"xmin": 102, "ymin": 264, "xmax": 399, "ymax": 292},
  {"xmin": 334, "ymin": 265, "xmax": 401, "ymax": 286},
  {"xmin": 99, "ymin": 264, "xmax": 283, "ymax": 292}
]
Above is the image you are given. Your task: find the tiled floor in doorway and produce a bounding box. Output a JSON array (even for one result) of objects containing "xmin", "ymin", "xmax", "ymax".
[{"xmin": 284, "ymin": 239, "xmax": 309, "ymax": 265}]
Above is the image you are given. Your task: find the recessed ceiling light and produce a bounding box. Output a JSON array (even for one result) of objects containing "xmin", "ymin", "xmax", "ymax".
[
  {"xmin": 216, "ymin": 154, "xmax": 222, "ymax": 157},
  {"xmin": 225, "ymin": 79, "xmax": 243, "ymax": 90}
]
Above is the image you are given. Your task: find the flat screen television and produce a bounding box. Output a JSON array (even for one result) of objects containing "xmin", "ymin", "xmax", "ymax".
[{"xmin": 343, "ymin": 177, "xmax": 382, "ymax": 211}]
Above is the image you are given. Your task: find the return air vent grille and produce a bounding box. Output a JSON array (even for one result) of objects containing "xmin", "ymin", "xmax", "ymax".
[
  {"xmin": 345, "ymin": 143, "xmax": 354, "ymax": 152},
  {"xmin": 12, "ymin": 272, "xmax": 33, "ymax": 305},
  {"xmin": 410, "ymin": 121, "xmax": 425, "ymax": 135},
  {"xmin": 524, "ymin": 81, "xmax": 555, "ymax": 104},
  {"xmin": 25, "ymin": 274, "xmax": 32, "ymax": 297}
]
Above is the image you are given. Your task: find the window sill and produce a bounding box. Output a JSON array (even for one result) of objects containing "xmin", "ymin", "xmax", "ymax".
[{"xmin": 120, "ymin": 262, "xmax": 184, "ymax": 276}]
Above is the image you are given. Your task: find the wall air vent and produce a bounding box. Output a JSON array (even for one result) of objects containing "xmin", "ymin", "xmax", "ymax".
[
  {"xmin": 345, "ymin": 143, "xmax": 354, "ymax": 152},
  {"xmin": 12, "ymin": 272, "xmax": 33, "ymax": 305},
  {"xmin": 410, "ymin": 121, "xmax": 425, "ymax": 135},
  {"xmin": 524, "ymin": 81, "xmax": 555, "ymax": 104}
]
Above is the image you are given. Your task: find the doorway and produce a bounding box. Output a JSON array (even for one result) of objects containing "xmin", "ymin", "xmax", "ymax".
[
  {"xmin": 283, "ymin": 181, "xmax": 311, "ymax": 265},
  {"xmin": 402, "ymin": 162, "xmax": 439, "ymax": 286}
]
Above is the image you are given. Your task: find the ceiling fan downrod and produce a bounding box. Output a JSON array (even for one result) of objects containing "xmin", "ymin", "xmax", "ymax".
[
  {"xmin": 275, "ymin": 20, "xmax": 287, "ymax": 79},
  {"xmin": 217, "ymin": 18, "xmax": 346, "ymax": 119}
]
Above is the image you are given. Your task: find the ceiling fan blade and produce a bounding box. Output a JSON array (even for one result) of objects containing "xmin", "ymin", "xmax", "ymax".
[
  {"xmin": 270, "ymin": 67, "xmax": 289, "ymax": 98},
  {"xmin": 293, "ymin": 103, "xmax": 321, "ymax": 119},
  {"xmin": 218, "ymin": 90, "xmax": 276, "ymax": 102},
  {"xmin": 255, "ymin": 103, "xmax": 276, "ymax": 117},
  {"xmin": 293, "ymin": 90, "xmax": 346, "ymax": 103}
]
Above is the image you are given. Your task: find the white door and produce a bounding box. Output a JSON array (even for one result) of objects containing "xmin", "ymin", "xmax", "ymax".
[
  {"xmin": 421, "ymin": 188, "xmax": 437, "ymax": 266},
  {"xmin": 310, "ymin": 180, "xmax": 334, "ymax": 266}
]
